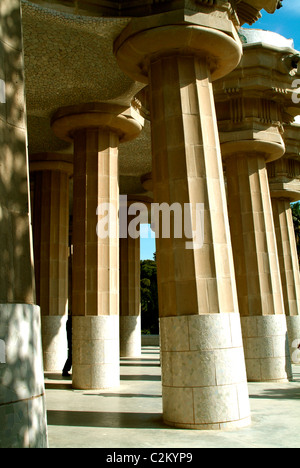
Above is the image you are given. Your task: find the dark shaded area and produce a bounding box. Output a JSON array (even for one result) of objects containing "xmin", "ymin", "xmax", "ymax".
[
  {"xmin": 121, "ymin": 374, "xmax": 161, "ymax": 382},
  {"xmin": 0, "ymin": 3, "xmax": 35, "ymax": 305},
  {"xmin": 86, "ymin": 393, "xmax": 162, "ymax": 399},
  {"xmin": 0, "ymin": 1, "xmax": 47, "ymax": 449},
  {"xmin": 120, "ymin": 362, "xmax": 161, "ymax": 367},
  {"xmin": 47, "ymin": 409, "xmax": 165, "ymax": 429},
  {"xmin": 26, "ymin": 0, "xmax": 183, "ymax": 19},
  {"xmin": 292, "ymin": 202, "xmax": 300, "ymax": 263},
  {"xmin": 140, "ymin": 259, "xmax": 159, "ymax": 334},
  {"xmin": 249, "ymin": 385, "xmax": 300, "ymax": 400},
  {"xmin": 26, "ymin": 0, "xmax": 285, "ymax": 23}
]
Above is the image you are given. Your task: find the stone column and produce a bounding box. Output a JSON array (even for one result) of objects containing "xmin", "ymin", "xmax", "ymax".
[
  {"xmin": 120, "ymin": 216, "xmax": 141, "ymax": 358},
  {"xmin": 224, "ymin": 151, "xmax": 292, "ymax": 382},
  {"xmin": 30, "ymin": 153, "xmax": 73, "ymax": 372},
  {"xmin": 120, "ymin": 197, "xmax": 151, "ymax": 357},
  {"xmin": 214, "ymin": 32, "xmax": 299, "ymax": 382},
  {"xmin": 268, "ymin": 123, "xmax": 300, "ymax": 363},
  {"xmin": 52, "ymin": 103, "xmax": 143, "ymax": 389},
  {"xmin": 0, "ymin": 0, "xmax": 48, "ymax": 447},
  {"xmin": 115, "ymin": 10, "xmax": 252, "ymax": 430}
]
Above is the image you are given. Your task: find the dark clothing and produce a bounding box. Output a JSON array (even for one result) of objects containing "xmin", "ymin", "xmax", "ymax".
[{"xmin": 62, "ymin": 316, "xmax": 72, "ymax": 376}]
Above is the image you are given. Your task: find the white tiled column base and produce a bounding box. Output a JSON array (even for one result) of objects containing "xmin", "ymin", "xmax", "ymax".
[
  {"xmin": 120, "ymin": 315, "xmax": 141, "ymax": 358},
  {"xmin": 72, "ymin": 316, "xmax": 120, "ymax": 389},
  {"xmin": 286, "ymin": 316, "xmax": 300, "ymax": 365},
  {"xmin": 160, "ymin": 313, "xmax": 251, "ymax": 430},
  {"xmin": 41, "ymin": 315, "xmax": 68, "ymax": 372},
  {"xmin": 241, "ymin": 315, "xmax": 292, "ymax": 382},
  {"xmin": 0, "ymin": 304, "xmax": 48, "ymax": 448}
]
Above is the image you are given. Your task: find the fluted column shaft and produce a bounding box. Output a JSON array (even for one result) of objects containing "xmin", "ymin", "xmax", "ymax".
[
  {"xmin": 151, "ymin": 56, "xmax": 238, "ymax": 317},
  {"xmin": 72, "ymin": 128, "xmax": 119, "ymax": 389},
  {"xmin": 226, "ymin": 154, "xmax": 292, "ymax": 382},
  {"xmin": 226, "ymin": 155, "xmax": 284, "ymax": 317},
  {"xmin": 31, "ymin": 164, "xmax": 71, "ymax": 372},
  {"xmin": 120, "ymin": 216, "xmax": 141, "ymax": 357},
  {"xmin": 272, "ymin": 197, "xmax": 300, "ymax": 362},
  {"xmin": 72, "ymin": 129, "xmax": 119, "ymax": 318}
]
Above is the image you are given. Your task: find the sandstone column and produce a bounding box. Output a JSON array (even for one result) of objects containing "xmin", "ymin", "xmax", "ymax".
[
  {"xmin": 120, "ymin": 197, "xmax": 151, "ymax": 357},
  {"xmin": 0, "ymin": 0, "xmax": 48, "ymax": 447},
  {"xmin": 224, "ymin": 151, "xmax": 291, "ymax": 382},
  {"xmin": 52, "ymin": 103, "xmax": 143, "ymax": 389},
  {"xmin": 115, "ymin": 9, "xmax": 252, "ymax": 429},
  {"xmin": 30, "ymin": 153, "xmax": 73, "ymax": 372},
  {"xmin": 214, "ymin": 30, "xmax": 299, "ymax": 382},
  {"xmin": 120, "ymin": 215, "xmax": 141, "ymax": 358},
  {"xmin": 268, "ymin": 123, "xmax": 300, "ymax": 363}
]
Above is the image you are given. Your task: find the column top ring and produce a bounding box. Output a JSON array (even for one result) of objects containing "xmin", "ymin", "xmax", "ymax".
[
  {"xmin": 51, "ymin": 103, "xmax": 144, "ymax": 143},
  {"xmin": 114, "ymin": 22, "xmax": 243, "ymax": 83},
  {"xmin": 29, "ymin": 153, "xmax": 74, "ymax": 175}
]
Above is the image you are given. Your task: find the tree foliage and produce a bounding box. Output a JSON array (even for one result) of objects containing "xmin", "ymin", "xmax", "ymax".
[
  {"xmin": 140, "ymin": 258, "xmax": 159, "ymax": 334},
  {"xmin": 292, "ymin": 202, "xmax": 300, "ymax": 262}
]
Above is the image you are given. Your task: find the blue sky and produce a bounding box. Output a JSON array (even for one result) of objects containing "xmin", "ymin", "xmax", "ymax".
[
  {"xmin": 246, "ymin": 0, "xmax": 300, "ymax": 50},
  {"xmin": 140, "ymin": 2, "xmax": 300, "ymax": 260},
  {"xmin": 140, "ymin": 225, "xmax": 156, "ymax": 261}
]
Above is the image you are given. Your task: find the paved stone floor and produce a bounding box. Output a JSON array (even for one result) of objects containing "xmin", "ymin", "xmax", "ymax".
[{"xmin": 45, "ymin": 347, "xmax": 300, "ymax": 448}]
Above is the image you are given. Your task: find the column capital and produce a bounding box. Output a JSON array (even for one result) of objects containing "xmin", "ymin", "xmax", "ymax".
[
  {"xmin": 51, "ymin": 102, "xmax": 144, "ymax": 143},
  {"xmin": 214, "ymin": 31, "xmax": 300, "ymax": 106},
  {"xmin": 214, "ymin": 30, "xmax": 300, "ymax": 163},
  {"xmin": 283, "ymin": 123, "xmax": 300, "ymax": 162},
  {"xmin": 114, "ymin": 10, "xmax": 243, "ymax": 83},
  {"xmin": 29, "ymin": 152, "xmax": 73, "ymax": 176},
  {"xmin": 268, "ymin": 123, "xmax": 300, "ymax": 201},
  {"xmin": 269, "ymin": 180, "xmax": 300, "ymax": 202},
  {"xmin": 220, "ymin": 133, "xmax": 285, "ymax": 162}
]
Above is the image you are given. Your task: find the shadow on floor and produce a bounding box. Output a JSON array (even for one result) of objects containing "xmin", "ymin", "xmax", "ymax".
[
  {"xmin": 249, "ymin": 386, "xmax": 300, "ymax": 400},
  {"xmin": 120, "ymin": 374, "xmax": 161, "ymax": 382},
  {"xmin": 120, "ymin": 363, "xmax": 161, "ymax": 367},
  {"xmin": 121, "ymin": 358, "xmax": 160, "ymax": 362},
  {"xmin": 47, "ymin": 410, "xmax": 166, "ymax": 429},
  {"xmin": 141, "ymin": 352, "xmax": 160, "ymax": 356},
  {"xmin": 83, "ymin": 393, "xmax": 162, "ymax": 399},
  {"xmin": 45, "ymin": 373, "xmax": 72, "ymax": 390},
  {"xmin": 46, "ymin": 373, "xmax": 70, "ymax": 380},
  {"xmin": 45, "ymin": 382, "xmax": 73, "ymax": 390}
]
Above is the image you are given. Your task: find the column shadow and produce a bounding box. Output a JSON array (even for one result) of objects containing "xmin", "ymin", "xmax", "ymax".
[{"xmin": 47, "ymin": 410, "xmax": 166, "ymax": 429}]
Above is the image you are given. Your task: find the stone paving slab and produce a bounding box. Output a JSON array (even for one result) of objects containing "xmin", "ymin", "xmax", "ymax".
[{"xmin": 45, "ymin": 347, "xmax": 300, "ymax": 449}]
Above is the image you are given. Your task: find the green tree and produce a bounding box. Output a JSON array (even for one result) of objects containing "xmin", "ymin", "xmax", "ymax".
[
  {"xmin": 140, "ymin": 257, "xmax": 159, "ymax": 334},
  {"xmin": 292, "ymin": 202, "xmax": 300, "ymax": 262}
]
